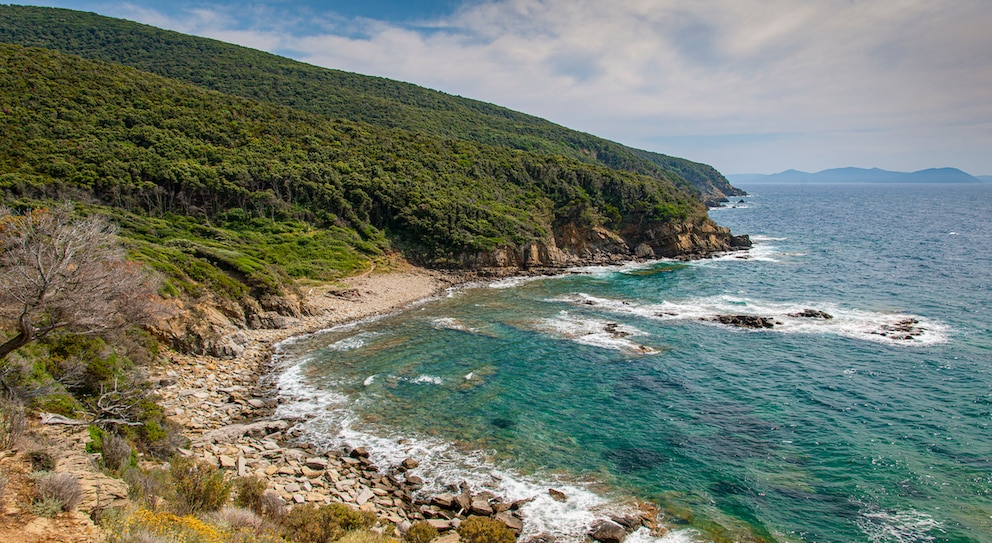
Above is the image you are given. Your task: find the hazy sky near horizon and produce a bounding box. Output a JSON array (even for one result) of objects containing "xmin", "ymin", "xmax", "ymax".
[{"xmin": 16, "ymin": 0, "xmax": 992, "ymax": 175}]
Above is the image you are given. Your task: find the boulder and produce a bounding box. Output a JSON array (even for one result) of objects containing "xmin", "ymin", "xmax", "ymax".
[
  {"xmin": 589, "ymin": 519, "xmax": 629, "ymax": 543},
  {"xmin": 401, "ymin": 457, "xmax": 420, "ymax": 470},
  {"xmin": 789, "ymin": 309, "xmax": 833, "ymax": 319},
  {"xmin": 470, "ymin": 496, "xmax": 493, "ymax": 516},
  {"xmin": 495, "ymin": 511, "xmax": 524, "ymax": 533},
  {"xmin": 711, "ymin": 314, "xmax": 775, "ymax": 329},
  {"xmin": 304, "ymin": 457, "xmax": 329, "ymax": 470},
  {"xmin": 548, "ymin": 488, "xmax": 568, "ymax": 502}
]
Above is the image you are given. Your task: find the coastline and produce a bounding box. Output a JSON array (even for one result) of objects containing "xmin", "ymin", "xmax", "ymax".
[{"xmin": 148, "ymin": 260, "xmax": 672, "ymax": 541}]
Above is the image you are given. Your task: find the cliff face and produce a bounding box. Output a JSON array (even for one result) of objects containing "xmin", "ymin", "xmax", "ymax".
[{"xmin": 459, "ymin": 220, "xmax": 751, "ymax": 273}]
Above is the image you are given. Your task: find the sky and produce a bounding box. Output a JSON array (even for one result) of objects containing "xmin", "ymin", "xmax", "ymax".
[{"xmin": 14, "ymin": 0, "xmax": 992, "ymax": 175}]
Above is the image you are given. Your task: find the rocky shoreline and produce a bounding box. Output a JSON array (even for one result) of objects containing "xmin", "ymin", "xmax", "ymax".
[{"xmin": 145, "ymin": 250, "xmax": 773, "ymax": 542}]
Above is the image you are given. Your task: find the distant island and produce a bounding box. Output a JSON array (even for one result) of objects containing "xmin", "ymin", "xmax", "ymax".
[{"xmin": 728, "ymin": 167, "xmax": 984, "ymax": 184}]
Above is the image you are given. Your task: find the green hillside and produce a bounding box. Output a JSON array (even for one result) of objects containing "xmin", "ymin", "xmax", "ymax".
[
  {"xmin": 0, "ymin": 4, "xmax": 742, "ymax": 202},
  {"xmin": 0, "ymin": 43, "xmax": 708, "ymax": 304}
]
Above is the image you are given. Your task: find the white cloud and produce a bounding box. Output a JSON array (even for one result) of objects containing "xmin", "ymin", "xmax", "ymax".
[{"xmin": 98, "ymin": 0, "xmax": 992, "ymax": 173}]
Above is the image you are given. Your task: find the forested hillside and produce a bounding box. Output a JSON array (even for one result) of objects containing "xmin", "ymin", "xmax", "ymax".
[
  {"xmin": 0, "ymin": 4, "xmax": 743, "ymax": 202},
  {"xmin": 0, "ymin": 42, "xmax": 711, "ymax": 297}
]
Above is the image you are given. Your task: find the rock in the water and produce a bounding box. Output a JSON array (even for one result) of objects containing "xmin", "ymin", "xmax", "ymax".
[
  {"xmin": 548, "ymin": 488, "xmax": 568, "ymax": 502},
  {"xmin": 350, "ymin": 446, "xmax": 370, "ymax": 458},
  {"xmin": 789, "ymin": 309, "xmax": 834, "ymax": 319},
  {"xmin": 401, "ymin": 457, "xmax": 420, "ymax": 470},
  {"xmin": 711, "ymin": 314, "xmax": 775, "ymax": 329},
  {"xmin": 589, "ymin": 519, "xmax": 629, "ymax": 543}
]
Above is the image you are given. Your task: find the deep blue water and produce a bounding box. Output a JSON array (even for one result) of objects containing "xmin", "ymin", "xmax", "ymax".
[{"xmin": 275, "ymin": 183, "xmax": 992, "ymax": 543}]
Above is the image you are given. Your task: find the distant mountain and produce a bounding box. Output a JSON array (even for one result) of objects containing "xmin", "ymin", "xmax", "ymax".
[
  {"xmin": 977, "ymin": 175, "xmax": 992, "ymax": 183},
  {"xmin": 729, "ymin": 167, "xmax": 981, "ymax": 184}
]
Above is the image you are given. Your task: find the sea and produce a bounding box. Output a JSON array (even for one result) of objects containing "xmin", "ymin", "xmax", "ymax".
[{"xmin": 272, "ymin": 183, "xmax": 992, "ymax": 543}]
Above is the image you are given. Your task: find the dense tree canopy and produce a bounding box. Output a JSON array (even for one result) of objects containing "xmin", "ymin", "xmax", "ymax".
[{"xmin": 0, "ymin": 4, "xmax": 743, "ymax": 202}]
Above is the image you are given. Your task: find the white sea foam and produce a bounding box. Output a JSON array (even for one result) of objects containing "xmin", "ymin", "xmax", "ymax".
[
  {"xmin": 857, "ymin": 505, "xmax": 942, "ymax": 543},
  {"xmin": 273, "ymin": 355, "xmax": 672, "ymax": 543},
  {"xmin": 554, "ymin": 293, "xmax": 949, "ymax": 346},
  {"xmin": 432, "ymin": 317, "xmax": 478, "ymax": 333},
  {"xmin": 406, "ymin": 374, "xmax": 444, "ymax": 385},
  {"xmin": 488, "ymin": 276, "xmax": 546, "ymax": 289},
  {"xmin": 750, "ymin": 235, "xmax": 788, "ymax": 242},
  {"xmin": 531, "ymin": 311, "xmax": 659, "ymax": 354},
  {"xmin": 363, "ymin": 374, "xmax": 376, "ymax": 387},
  {"xmin": 326, "ymin": 334, "xmax": 369, "ymax": 351}
]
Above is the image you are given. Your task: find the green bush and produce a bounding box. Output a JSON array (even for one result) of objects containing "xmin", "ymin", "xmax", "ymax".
[
  {"xmin": 405, "ymin": 520, "xmax": 439, "ymax": 543},
  {"xmin": 457, "ymin": 516, "xmax": 516, "ymax": 543},
  {"xmin": 170, "ymin": 457, "xmax": 232, "ymax": 515},
  {"xmin": 280, "ymin": 503, "xmax": 377, "ymax": 543},
  {"xmin": 123, "ymin": 465, "xmax": 173, "ymax": 510},
  {"xmin": 233, "ymin": 476, "xmax": 268, "ymax": 514}
]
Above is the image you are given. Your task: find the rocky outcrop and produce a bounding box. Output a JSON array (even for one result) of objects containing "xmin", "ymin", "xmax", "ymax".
[
  {"xmin": 629, "ymin": 220, "xmax": 750, "ymax": 259},
  {"xmin": 462, "ymin": 220, "xmax": 750, "ymax": 273},
  {"xmin": 710, "ymin": 315, "xmax": 777, "ymax": 329}
]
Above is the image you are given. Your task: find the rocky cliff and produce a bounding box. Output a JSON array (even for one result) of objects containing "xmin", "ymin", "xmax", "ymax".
[{"xmin": 460, "ymin": 219, "xmax": 751, "ymax": 273}]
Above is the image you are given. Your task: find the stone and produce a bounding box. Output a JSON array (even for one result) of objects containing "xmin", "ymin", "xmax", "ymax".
[
  {"xmin": 470, "ymin": 497, "xmax": 493, "ymax": 516},
  {"xmin": 426, "ymin": 519, "xmax": 452, "ymax": 531},
  {"xmin": 405, "ymin": 474, "xmax": 424, "ymax": 486},
  {"xmin": 610, "ymin": 514, "xmax": 646, "ymax": 531},
  {"xmin": 237, "ymin": 455, "xmax": 249, "ymax": 477},
  {"xmin": 293, "ymin": 494, "xmax": 306, "ymax": 504},
  {"xmin": 401, "ymin": 457, "xmax": 420, "ymax": 470},
  {"xmin": 301, "ymin": 467, "xmax": 324, "ymax": 479},
  {"xmin": 548, "ymin": 488, "xmax": 568, "ymax": 502},
  {"xmin": 432, "ymin": 493, "xmax": 455, "ymax": 509},
  {"xmin": 589, "ymin": 520, "xmax": 628, "ymax": 543},
  {"xmin": 356, "ymin": 488, "xmax": 375, "ymax": 505},
  {"xmin": 305, "ymin": 457, "xmax": 329, "ymax": 470},
  {"xmin": 711, "ymin": 314, "xmax": 776, "ymax": 329},
  {"xmin": 219, "ymin": 455, "xmax": 237, "ymax": 469},
  {"xmin": 453, "ymin": 492, "xmax": 472, "ymax": 512},
  {"xmin": 284, "ymin": 483, "xmax": 301, "ymax": 493},
  {"xmin": 495, "ymin": 511, "xmax": 524, "ymax": 533},
  {"xmin": 435, "ymin": 533, "xmax": 461, "ymax": 543},
  {"xmin": 350, "ymin": 446, "xmax": 370, "ymax": 458},
  {"xmin": 788, "ymin": 309, "xmax": 834, "ymax": 320}
]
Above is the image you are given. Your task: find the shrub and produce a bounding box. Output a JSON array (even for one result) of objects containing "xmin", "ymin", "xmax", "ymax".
[
  {"xmin": 124, "ymin": 465, "xmax": 173, "ymax": 510},
  {"xmin": 103, "ymin": 508, "xmax": 225, "ymax": 543},
  {"xmin": 0, "ymin": 398, "xmax": 27, "ymax": 450},
  {"xmin": 280, "ymin": 503, "xmax": 377, "ymax": 543},
  {"xmin": 457, "ymin": 516, "xmax": 516, "ymax": 543},
  {"xmin": 405, "ymin": 520, "xmax": 439, "ymax": 543},
  {"xmin": 102, "ymin": 432, "xmax": 133, "ymax": 471},
  {"xmin": 233, "ymin": 476, "xmax": 267, "ymax": 514},
  {"xmin": 169, "ymin": 457, "xmax": 232, "ymax": 515},
  {"xmin": 33, "ymin": 471, "xmax": 83, "ymax": 513},
  {"xmin": 258, "ymin": 490, "xmax": 287, "ymax": 520},
  {"xmin": 29, "ymin": 450, "xmax": 56, "ymax": 471},
  {"xmin": 338, "ymin": 530, "xmax": 400, "ymax": 543}
]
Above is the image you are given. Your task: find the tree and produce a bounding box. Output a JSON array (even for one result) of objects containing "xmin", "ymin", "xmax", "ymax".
[{"xmin": 0, "ymin": 204, "xmax": 160, "ymax": 366}]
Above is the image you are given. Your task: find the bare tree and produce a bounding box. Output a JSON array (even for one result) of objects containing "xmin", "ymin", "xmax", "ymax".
[{"xmin": 0, "ymin": 204, "xmax": 160, "ymax": 368}]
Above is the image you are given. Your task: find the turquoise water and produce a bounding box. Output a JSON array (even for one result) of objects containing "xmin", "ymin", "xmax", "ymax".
[{"xmin": 275, "ymin": 184, "xmax": 992, "ymax": 543}]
